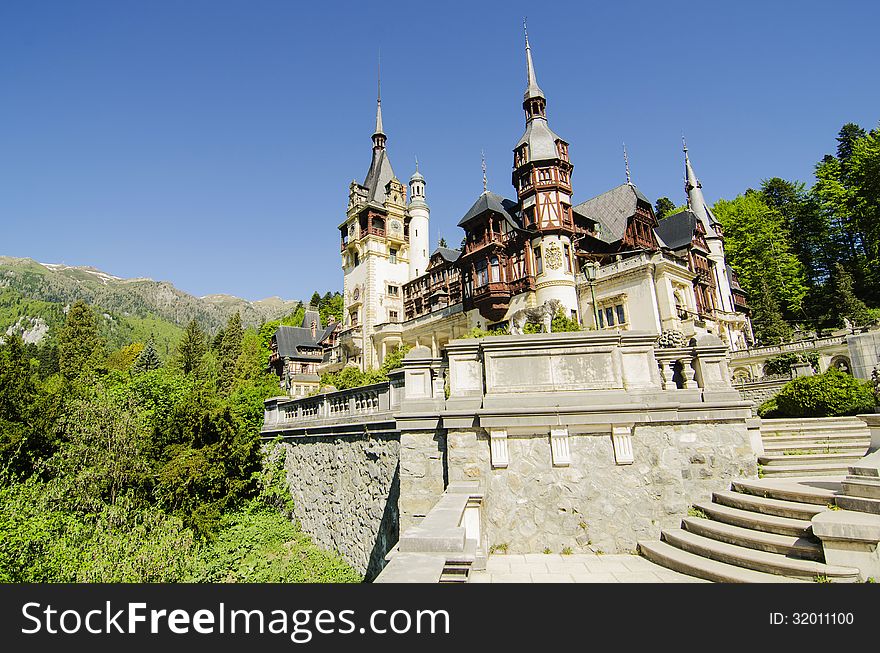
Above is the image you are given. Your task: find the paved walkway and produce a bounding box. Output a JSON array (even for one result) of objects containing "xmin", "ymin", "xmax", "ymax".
[{"xmin": 468, "ymin": 553, "xmax": 707, "ymax": 583}]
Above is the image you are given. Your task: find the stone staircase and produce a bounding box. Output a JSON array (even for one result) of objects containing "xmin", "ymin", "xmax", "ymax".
[
  {"xmin": 758, "ymin": 417, "xmax": 871, "ymax": 477},
  {"xmin": 638, "ymin": 478, "xmax": 861, "ymax": 582}
]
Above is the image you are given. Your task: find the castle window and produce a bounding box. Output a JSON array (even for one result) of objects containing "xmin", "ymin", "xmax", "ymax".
[
  {"xmin": 563, "ymin": 244, "xmax": 572, "ymax": 273},
  {"xmin": 490, "ymin": 256, "xmax": 500, "ymax": 282},
  {"xmin": 389, "ymin": 310, "xmax": 399, "ymax": 322},
  {"xmin": 353, "ymin": 252, "xmax": 360, "ymax": 267},
  {"xmin": 390, "ymin": 248, "xmax": 397, "ymax": 263},
  {"xmin": 387, "ymin": 284, "xmax": 399, "ymax": 296},
  {"xmin": 534, "ymin": 246, "xmax": 543, "ymax": 275},
  {"xmin": 475, "ymin": 260, "xmax": 489, "ymax": 287}
]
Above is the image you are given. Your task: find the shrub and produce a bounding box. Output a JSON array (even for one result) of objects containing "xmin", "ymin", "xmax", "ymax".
[{"xmin": 770, "ymin": 368, "xmax": 875, "ymax": 418}]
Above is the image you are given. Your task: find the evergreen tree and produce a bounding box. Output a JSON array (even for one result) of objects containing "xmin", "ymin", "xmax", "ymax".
[
  {"xmin": 831, "ymin": 263, "xmax": 871, "ymax": 329},
  {"xmin": 132, "ymin": 339, "xmax": 162, "ymax": 374},
  {"xmin": 836, "ymin": 123, "xmax": 866, "ymax": 163},
  {"xmin": 175, "ymin": 320, "xmax": 207, "ymax": 375},
  {"xmin": 438, "ymin": 237, "xmax": 448, "ymax": 248},
  {"xmin": 654, "ymin": 197, "xmax": 676, "ymax": 220},
  {"xmin": 309, "ymin": 291, "xmax": 322, "ymax": 307},
  {"xmin": 57, "ymin": 300, "xmax": 103, "ymax": 381},
  {"xmin": 750, "ymin": 280, "xmax": 792, "ymax": 345},
  {"xmin": 217, "ymin": 312, "xmax": 244, "ymax": 391}
]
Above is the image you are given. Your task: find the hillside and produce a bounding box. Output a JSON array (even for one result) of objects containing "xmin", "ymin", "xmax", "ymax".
[{"xmin": 0, "ymin": 256, "xmax": 302, "ymax": 335}]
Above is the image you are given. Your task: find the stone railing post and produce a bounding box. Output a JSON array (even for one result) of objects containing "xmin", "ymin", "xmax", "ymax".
[{"xmin": 444, "ymin": 339, "xmax": 484, "ymax": 411}]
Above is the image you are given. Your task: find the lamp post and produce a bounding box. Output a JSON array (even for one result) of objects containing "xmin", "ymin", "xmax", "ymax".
[{"xmin": 583, "ymin": 261, "xmax": 600, "ymax": 329}]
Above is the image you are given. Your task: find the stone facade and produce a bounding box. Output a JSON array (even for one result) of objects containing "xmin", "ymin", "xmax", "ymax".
[
  {"xmin": 277, "ymin": 434, "xmax": 400, "ymax": 580},
  {"xmin": 447, "ymin": 423, "xmax": 756, "ymax": 554}
]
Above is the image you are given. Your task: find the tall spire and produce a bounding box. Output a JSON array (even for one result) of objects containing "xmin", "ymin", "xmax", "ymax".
[
  {"xmin": 523, "ymin": 18, "xmax": 545, "ymax": 101},
  {"xmin": 372, "ymin": 54, "xmax": 386, "ymax": 149},
  {"xmin": 481, "ymin": 150, "xmax": 488, "ymax": 193},
  {"xmin": 623, "ymin": 143, "xmax": 632, "ymax": 185},
  {"xmin": 682, "ymin": 139, "xmax": 719, "ymax": 236}
]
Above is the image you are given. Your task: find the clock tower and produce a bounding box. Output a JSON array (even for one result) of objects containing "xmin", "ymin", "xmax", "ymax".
[{"xmin": 338, "ymin": 85, "xmax": 414, "ymax": 370}]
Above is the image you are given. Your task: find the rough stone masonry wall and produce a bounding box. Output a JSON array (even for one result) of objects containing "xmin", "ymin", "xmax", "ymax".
[
  {"xmin": 735, "ymin": 379, "xmax": 789, "ymax": 407},
  {"xmin": 447, "ymin": 422, "xmax": 757, "ymax": 555},
  {"xmin": 279, "ymin": 434, "xmax": 400, "ymax": 581}
]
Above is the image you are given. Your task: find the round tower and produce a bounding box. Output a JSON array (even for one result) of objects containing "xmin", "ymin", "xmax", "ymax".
[{"xmin": 407, "ymin": 167, "xmax": 430, "ymax": 279}]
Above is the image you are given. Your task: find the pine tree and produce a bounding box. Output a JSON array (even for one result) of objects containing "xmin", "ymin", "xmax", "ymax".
[
  {"xmin": 309, "ymin": 291, "xmax": 322, "ymax": 307},
  {"xmin": 654, "ymin": 197, "xmax": 676, "ymax": 220},
  {"xmin": 750, "ymin": 280, "xmax": 792, "ymax": 345},
  {"xmin": 57, "ymin": 300, "xmax": 103, "ymax": 380},
  {"xmin": 217, "ymin": 312, "xmax": 244, "ymax": 391},
  {"xmin": 832, "ymin": 263, "xmax": 871, "ymax": 329},
  {"xmin": 132, "ymin": 338, "xmax": 162, "ymax": 374},
  {"xmin": 175, "ymin": 320, "xmax": 207, "ymax": 375}
]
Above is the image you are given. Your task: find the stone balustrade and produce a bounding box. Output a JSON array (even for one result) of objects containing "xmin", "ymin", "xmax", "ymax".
[
  {"xmin": 729, "ymin": 335, "xmax": 846, "ymax": 360},
  {"xmin": 262, "ymin": 375, "xmax": 403, "ymax": 436}
]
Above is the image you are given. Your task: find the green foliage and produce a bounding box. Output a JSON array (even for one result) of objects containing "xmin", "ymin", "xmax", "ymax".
[
  {"xmin": 188, "ymin": 508, "xmax": 361, "ymax": 583},
  {"xmin": 763, "ymin": 352, "xmax": 819, "ymax": 376},
  {"xmin": 106, "ymin": 342, "xmax": 144, "ymax": 372},
  {"xmin": 763, "ymin": 369, "xmax": 875, "ymax": 418},
  {"xmin": 462, "ymin": 325, "xmax": 508, "ymax": 338},
  {"xmin": 57, "ymin": 300, "xmax": 105, "ymax": 380},
  {"xmin": 319, "ymin": 345, "xmax": 411, "ymax": 391},
  {"xmin": 132, "ymin": 338, "xmax": 162, "ymax": 374},
  {"xmin": 832, "ymin": 263, "xmax": 872, "ymax": 328},
  {"xmin": 216, "ymin": 312, "xmax": 243, "ymax": 392},
  {"xmin": 175, "ymin": 320, "xmax": 207, "ymax": 375},
  {"xmin": 654, "ymin": 197, "xmax": 676, "ymax": 220},
  {"xmin": 713, "ymin": 193, "xmax": 808, "ymax": 341}
]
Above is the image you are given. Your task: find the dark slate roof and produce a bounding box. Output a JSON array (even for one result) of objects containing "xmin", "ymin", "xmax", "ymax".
[
  {"xmin": 362, "ymin": 148, "xmax": 396, "ymax": 203},
  {"xmin": 432, "ymin": 246, "xmax": 461, "ymax": 263},
  {"xmin": 515, "ymin": 118, "xmax": 564, "ymax": 162},
  {"xmin": 457, "ymin": 191, "xmax": 520, "ymax": 228},
  {"xmin": 727, "ymin": 264, "xmax": 745, "ymax": 292},
  {"xmin": 274, "ymin": 326, "xmax": 324, "ymax": 360},
  {"xmin": 572, "ymin": 183, "xmax": 651, "ymax": 244},
  {"xmin": 302, "ymin": 308, "xmax": 321, "ymax": 331},
  {"xmin": 654, "ymin": 211, "xmax": 698, "ymax": 250}
]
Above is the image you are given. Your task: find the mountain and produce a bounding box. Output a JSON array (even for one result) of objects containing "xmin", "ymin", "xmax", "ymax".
[{"xmin": 0, "ymin": 256, "xmax": 304, "ymax": 351}]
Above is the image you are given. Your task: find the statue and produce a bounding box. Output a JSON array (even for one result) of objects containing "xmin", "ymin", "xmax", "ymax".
[{"xmin": 509, "ymin": 299, "xmax": 562, "ymax": 335}]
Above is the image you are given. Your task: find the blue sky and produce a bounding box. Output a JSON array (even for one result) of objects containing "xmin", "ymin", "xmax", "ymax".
[{"xmin": 1, "ymin": 1, "xmax": 878, "ymax": 301}]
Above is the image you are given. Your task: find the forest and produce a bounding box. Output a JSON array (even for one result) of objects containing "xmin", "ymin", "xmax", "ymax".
[
  {"xmin": 0, "ymin": 292, "xmax": 359, "ymax": 582},
  {"xmin": 657, "ymin": 122, "xmax": 880, "ymax": 344}
]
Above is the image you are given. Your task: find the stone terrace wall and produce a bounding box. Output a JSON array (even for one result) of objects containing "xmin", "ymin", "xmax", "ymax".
[
  {"xmin": 279, "ymin": 434, "xmax": 400, "ymax": 580},
  {"xmin": 734, "ymin": 378, "xmax": 789, "ymax": 407},
  {"xmin": 447, "ymin": 422, "xmax": 756, "ymax": 555}
]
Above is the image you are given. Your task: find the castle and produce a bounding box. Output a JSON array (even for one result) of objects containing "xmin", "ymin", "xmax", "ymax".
[{"xmin": 271, "ymin": 27, "xmax": 753, "ymax": 393}]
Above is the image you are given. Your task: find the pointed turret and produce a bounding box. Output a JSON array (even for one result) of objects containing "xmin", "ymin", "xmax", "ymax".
[
  {"xmin": 524, "ymin": 21, "xmax": 545, "ymax": 102},
  {"xmin": 362, "ymin": 74, "xmax": 395, "ymax": 203},
  {"xmin": 683, "ymin": 141, "xmax": 719, "ymax": 237}
]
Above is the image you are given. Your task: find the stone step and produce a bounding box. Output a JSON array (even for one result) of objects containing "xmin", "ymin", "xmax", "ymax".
[
  {"xmin": 761, "ymin": 417, "xmax": 868, "ymax": 430},
  {"xmin": 638, "ymin": 540, "xmax": 801, "ymax": 583},
  {"xmin": 731, "ymin": 478, "xmax": 838, "ymax": 506},
  {"xmin": 693, "ymin": 501, "xmax": 812, "ymax": 537},
  {"xmin": 759, "ymin": 453, "xmax": 866, "ymax": 467},
  {"xmin": 681, "ymin": 517, "xmax": 823, "ymax": 561},
  {"xmin": 760, "ymin": 463, "xmax": 853, "ymax": 477},
  {"xmin": 661, "ymin": 529, "xmax": 859, "ymax": 582},
  {"xmin": 712, "ymin": 490, "xmax": 828, "ymax": 521},
  {"xmin": 762, "ymin": 432, "xmax": 870, "ymax": 443},
  {"xmin": 763, "ymin": 441, "xmax": 869, "ymax": 454},
  {"xmin": 835, "ymin": 495, "xmax": 880, "ymax": 514},
  {"xmin": 842, "ymin": 478, "xmax": 880, "ymax": 500}
]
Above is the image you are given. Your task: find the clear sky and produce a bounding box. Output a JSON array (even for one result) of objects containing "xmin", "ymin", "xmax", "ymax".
[{"xmin": 1, "ymin": 1, "xmax": 878, "ymax": 301}]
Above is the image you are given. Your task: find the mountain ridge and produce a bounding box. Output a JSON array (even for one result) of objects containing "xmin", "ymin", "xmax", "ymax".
[{"xmin": 0, "ymin": 255, "xmax": 304, "ymax": 336}]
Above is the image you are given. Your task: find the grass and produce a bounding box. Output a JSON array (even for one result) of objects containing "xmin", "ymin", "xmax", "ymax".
[
  {"xmin": 561, "ymin": 547, "xmax": 573, "ymax": 555},
  {"xmin": 687, "ymin": 507, "xmax": 708, "ymax": 519},
  {"xmin": 488, "ymin": 543, "xmax": 509, "ymax": 555},
  {"xmin": 814, "ymin": 575, "xmax": 833, "ymax": 584},
  {"xmin": 543, "ymin": 547, "xmax": 552, "ymax": 555}
]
